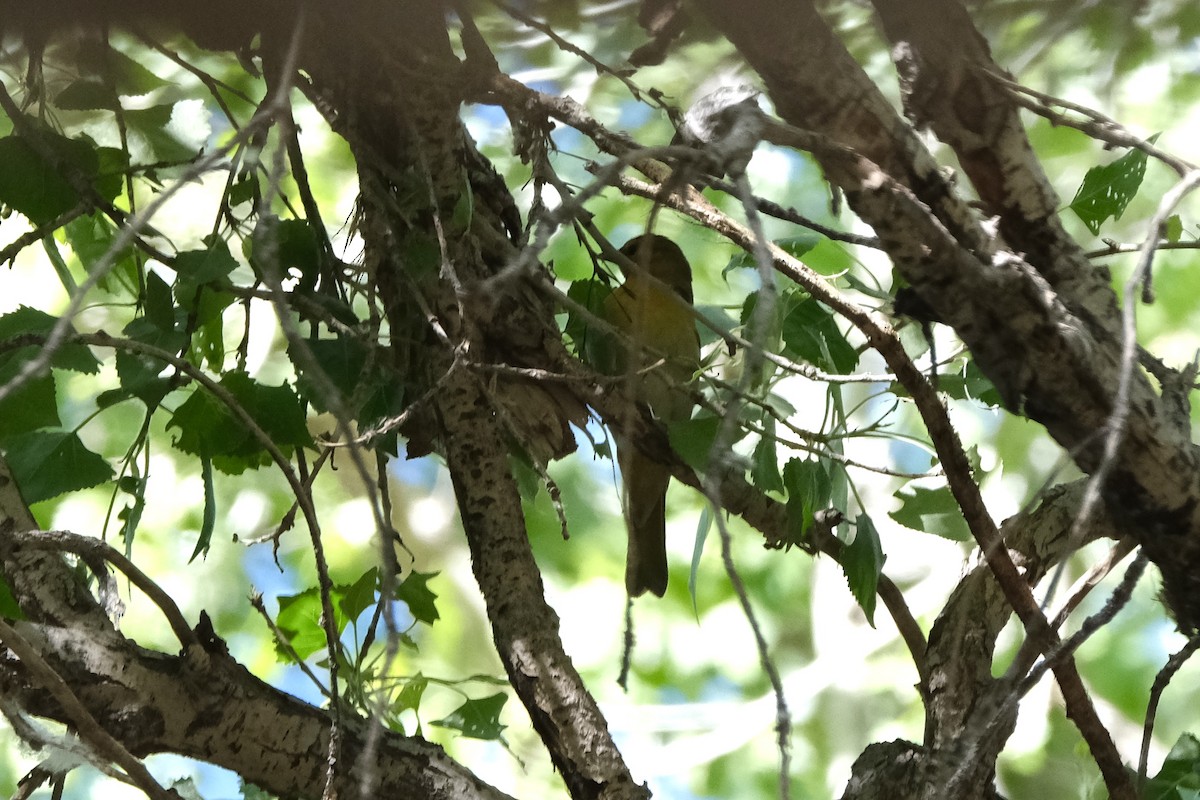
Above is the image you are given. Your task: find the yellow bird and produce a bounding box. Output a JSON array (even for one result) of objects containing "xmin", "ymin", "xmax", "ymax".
[{"xmin": 599, "ymin": 234, "xmax": 701, "ymax": 597}]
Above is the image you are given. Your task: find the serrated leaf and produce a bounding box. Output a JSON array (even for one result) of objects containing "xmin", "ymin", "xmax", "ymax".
[
  {"xmin": 71, "ymin": 40, "xmax": 173, "ymax": 97},
  {"xmin": 889, "ymin": 485, "xmax": 969, "ymax": 541},
  {"xmin": 54, "ymin": 79, "xmax": 120, "ymax": 111},
  {"xmin": 118, "ymin": 472, "xmax": 147, "ymax": 547},
  {"xmin": 842, "ymin": 514, "xmax": 885, "ymax": 626},
  {"xmin": 63, "ymin": 213, "xmax": 138, "ymax": 286},
  {"xmin": 0, "ymin": 307, "xmax": 100, "ymax": 375},
  {"xmin": 0, "ymin": 135, "xmax": 81, "ymax": 223},
  {"xmin": 0, "ymin": 365, "xmax": 58, "ymax": 438},
  {"xmin": 431, "ymin": 693, "xmax": 507, "ymax": 741},
  {"xmin": 1069, "ymin": 138, "xmax": 1156, "ymax": 235},
  {"xmin": 167, "ymin": 371, "xmax": 312, "ymax": 474},
  {"xmin": 246, "ymin": 216, "xmax": 322, "ymax": 290},
  {"xmin": 567, "ymin": 278, "xmax": 612, "ymax": 362},
  {"xmin": 239, "ymin": 780, "xmax": 272, "ymax": 800},
  {"xmin": 174, "ymin": 235, "xmax": 238, "ymax": 312},
  {"xmin": 930, "ymin": 359, "xmax": 1003, "ymax": 408},
  {"xmin": 396, "ymin": 571, "xmax": 440, "ymax": 625},
  {"xmin": 782, "ymin": 457, "xmax": 831, "ymax": 545},
  {"xmin": 124, "ymin": 102, "xmax": 210, "ymax": 163},
  {"xmin": 2, "ymin": 429, "xmax": 113, "ymax": 505},
  {"xmin": 723, "ymin": 234, "xmax": 819, "ymax": 279}
]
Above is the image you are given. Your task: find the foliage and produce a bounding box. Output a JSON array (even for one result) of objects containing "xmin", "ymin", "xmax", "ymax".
[{"xmin": 0, "ymin": 2, "xmax": 1198, "ymax": 800}]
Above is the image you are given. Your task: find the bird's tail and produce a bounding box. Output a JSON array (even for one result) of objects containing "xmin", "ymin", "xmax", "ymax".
[{"xmin": 622, "ymin": 449, "xmax": 670, "ymax": 597}]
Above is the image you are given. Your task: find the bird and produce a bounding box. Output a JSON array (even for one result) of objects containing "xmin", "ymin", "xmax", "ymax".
[{"xmin": 597, "ymin": 234, "xmax": 701, "ymax": 597}]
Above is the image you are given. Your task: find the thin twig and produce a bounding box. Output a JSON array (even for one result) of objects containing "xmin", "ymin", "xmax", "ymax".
[
  {"xmin": 1139, "ymin": 632, "xmax": 1200, "ymax": 792},
  {"xmin": 987, "ymin": 70, "xmax": 1194, "ymax": 177},
  {"xmin": 7, "ymin": 529, "xmax": 197, "ymax": 648}
]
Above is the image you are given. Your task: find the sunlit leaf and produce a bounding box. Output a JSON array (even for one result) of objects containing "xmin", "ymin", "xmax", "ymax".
[
  {"xmin": 275, "ymin": 589, "xmax": 331, "ymax": 661},
  {"xmin": 431, "ymin": 693, "xmax": 507, "ymax": 741},
  {"xmin": 889, "ymin": 485, "xmax": 969, "ymax": 541},
  {"xmin": 341, "ymin": 568, "xmax": 379, "ymax": 623},
  {"xmin": 396, "ymin": 571, "xmax": 440, "ymax": 626},
  {"xmin": 1069, "ymin": 137, "xmax": 1157, "ymax": 235}
]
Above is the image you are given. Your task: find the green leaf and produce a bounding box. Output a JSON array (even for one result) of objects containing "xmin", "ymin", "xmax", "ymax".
[
  {"xmin": 688, "ymin": 505, "xmax": 713, "ymax": 609},
  {"xmin": 55, "ymin": 80, "xmax": 120, "ymax": 111},
  {"xmin": 842, "ymin": 515, "xmax": 885, "ymax": 626},
  {"xmin": 246, "ymin": 216, "xmax": 322, "ymax": 290},
  {"xmin": 667, "ymin": 414, "xmax": 722, "ymax": 471},
  {"xmin": 63, "ymin": 214, "xmax": 138, "ymax": 287},
  {"xmin": 0, "ymin": 129, "xmax": 126, "ymax": 223},
  {"xmin": 431, "ymin": 693, "xmax": 507, "ymax": 741},
  {"xmin": 0, "ymin": 306, "xmax": 101, "ymax": 374},
  {"xmin": 70, "ymin": 39, "xmax": 174, "ymax": 97},
  {"xmin": 2, "ymin": 430, "xmax": 114, "ymax": 505},
  {"xmin": 117, "ymin": 472, "xmax": 148, "ymax": 547},
  {"xmin": 889, "ymin": 485, "xmax": 969, "ymax": 541},
  {"xmin": 340, "ymin": 568, "xmax": 379, "ymax": 623},
  {"xmin": 0, "ymin": 364, "xmax": 58, "ymax": 439},
  {"xmin": 931, "ymin": 359, "xmax": 1004, "ymax": 408},
  {"xmin": 124, "ymin": 102, "xmax": 211, "ymax": 163},
  {"xmin": 723, "ymin": 234, "xmax": 819, "ymax": 278},
  {"xmin": 191, "ymin": 453, "xmax": 216, "ymax": 562},
  {"xmin": 751, "ymin": 417, "xmax": 785, "ymax": 494},
  {"xmin": 781, "ymin": 291, "xmax": 858, "ymax": 374},
  {"xmin": 567, "ymin": 278, "xmax": 613, "ymax": 363},
  {"xmin": 167, "ymin": 371, "xmax": 312, "ymax": 474},
  {"xmin": 394, "ymin": 672, "xmax": 428, "ymax": 719},
  {"xmin": 1144, "ymin": 733, "xmax": 1200, "ymax": 799},
  {"xmin": 782, "ymin": 457, "xmax": 831, "ymax": 545},
  {"xmin": 1165, "ymin": 214, "xmax": 1184, "ymax": 243},
  {"xmin": 174, "ymin": 235, "xmax": 238, "ymax": 312},
  {"xmin": 239, "ymin": 780, "xmax": 272, "ymax": 800},
  {"xmin": 0, "ymin": 575, "xmax": 25, "ymax": 620},
  {"xmin": 396, "ymin": 571, "xmax": 440, "ymax": 626},
  {"xmin": 0, "ymin": 135, "xmax": 82, "ymax": 223},
  {"xmin": 275, "ymin": 588, "xmax": 332, "ymax": 661},
  {"xmin": 1069, "ymin": 138, "xmax": 1157, "ymax": 235}
]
